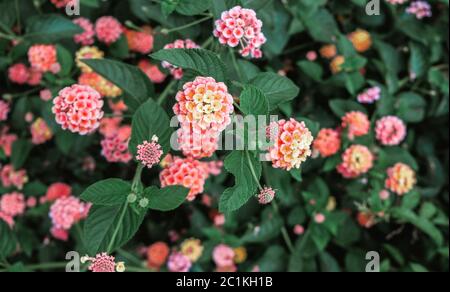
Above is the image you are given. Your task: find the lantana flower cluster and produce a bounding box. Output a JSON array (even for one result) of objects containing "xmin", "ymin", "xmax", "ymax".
[
  {"xmin": 49, "ymin": 196, "xmax": 90, "ymax": 241},
  {"xmin": 160, "ymin": 155, "xmax": 222, "ymax": 201},
  {"xmin": 213, "ymin": 6, "xmax": 267, "ymax": 58},
  {"xmin": 267, "ymin": 119, "xmax": 314, "ymax": 171},
  {"xmin": 52, "ymin": 84, "xmax": 104, "ymax": 135},
  {"xmin": 173, "ymin": 76, "xmax": 234, "ymax": 159}
]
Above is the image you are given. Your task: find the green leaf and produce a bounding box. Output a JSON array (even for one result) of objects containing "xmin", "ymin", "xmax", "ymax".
[
  {"xmin": 391, "ymin": 207, "xmax": 444, "ymax": 246},
  {"xmin": 299, "ymin": 8, "xmax": 339, "ymax": 43},
  {"xmin": 257, "ymin": 245, "xmax": 287, "ymax": 272},
  {"xmin": 376, "ymin": 147, "xmax": 419, "ymax": 171},
  {"xmin": 84, "ymin": 204, "xmax": 146, "ymax": 254},
  {"xmin": 396, "ymin": 92, "xmax": 427, "ymax": 123},
  {"xmin": 129, "ymin": 99, "xmax": 173, "ymax": 157},
  {"xmin": 144, "ymin": 186, "xmax": 189, "ymax": 211},
  {"xmin": 151, "ymin": 48, "xmax": 227, "ymax": 82},
  {"xmin": 409, "ymin": 42, "xmax": 428, "ymax": 79},
  {"xmin": 219, "ymin": 151, "xmax": 262, "ymax": 213},
  {"xmin": 81, "ymin": 58, "xmax": 154, "ymax": 107},
  {"xmin": 329, "ymin": 99, "xmax": 367, "ymax": 117},
  {"xmin": 176, "ymin": 0, "xmax": 212, "ymax": 15},
  {"xmin": 319, "ymin": 252, "xmax": 341, "ymax": 272},
  {"xmin": 81, "ymin": 179, "xmax": 131, "ymax": 206},
  {"xmin": 11, "ymin": 139, "xmax": 32, "ymax": 169},
  {"xmin": 239, "ymin": 85, "xmax": 270, "ymax": 116},
  {"xmin": 0, "ymin": 221, "xmax": 16, "ymax": 260},
  {"xmin": 298, "ymin": 60, "xmax": 323, "ymax": 82},
  {"xmin": 310, "ymin": 223, "xmax": 331, "ymax": 251},
  {"xmin": 0, "ymin": 1, "xmax": 16, "ymax": 31},
  {"xmin": 24, "ymin": 14, "xmax": 82, "ymax": 43},
  {"xmin": 241, "ymin": 215, "xmax": 283, "ymax": 243},
  {"xmin": 242, "ymin": 0, "xmax": 272, "ymax": 10},
  {"xmin": 161, "ymin": 0, "xmax": 180, "ymax": 17},
  {"xmin": 249, "ymin": 72, "xmax": 300, "ymax": 110},
  {"xmin": 56, "ymin": 45, "xmax": 73, "ymax": 77}
]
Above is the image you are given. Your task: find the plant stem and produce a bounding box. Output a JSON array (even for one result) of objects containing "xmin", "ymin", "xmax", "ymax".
[
  {"xmin": 201, "ymin": 36, "xmax": 214, "ymax": 49},
  {"xmin": 246, "ymin": 150, "xmax": 263, "ymax": 190},
  {"xmin": 272, "ymin": 199, "xmax": 295, "ymax": 253},
  {"xmin": 157, "ymin": 79, "xmax": 177, "ymax": 105},
  {"xmin": 14, "ymin": 0, "xmax": 21, "ymax": 32},
  {"xmin": 117, "ymin": 248, "xmax": 143, "ymax": 266},
  {"xmin": 126, "ymin": 266, "xmax": 153, "ymax": 272},
  {"xmin": 107, "ymin": 164, "xmax": 143, "ymax": 254},
  {"xmin": 0, "ymin": 32, "xmax": 17, "ymax": 41},
  {"xmin": 20, "ymin": 262, "xmax": 68, "ymax": 271},
  {"xmin": 162, "ymin": 15, "xmax": 212, "ymax": 34},
  {"xmin": 229, "ymin": 48, "xmax": 244, "ymax": 82},
  {"xmin": 261, "ymin": 163, "xmax": 295, "ymax": 254},
  {"xmin": 106, "ymin": 203, "xmax": 128, "ymax": 254}
]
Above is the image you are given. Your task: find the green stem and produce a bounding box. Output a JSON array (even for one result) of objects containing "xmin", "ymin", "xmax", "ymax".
[
  {"xmin": 246, "ymin": 150, "xmax": 263, "ymax": 190},
  {"xmin": 261, "ymin": 163, "xmax": 295, "ymax": 254},
  {"xmin": 201, "ymin": 36, "xmax": 214, "ymax": 50},
  {"xmin": 14, "ymin": 0, "xmax": 21, "ymax": 32},
  {"xmin": 126, "ymin": 266, "xmax": 153, "ymax": 272},
  {"xmin": 162, "ymin": 15, "xmax": 212, "ymax": 34},
  {"xmin": 117, "ymin": 248, "xmax": 144, "ymax": 266},
  {"xmin": 272, "ymin": 199, "xmax": 295, "ymax": 253},
  {"xmin": 229, "ymin": 48, "xmax": 244, "ymax": 82},
  {"xmin": 107, "ymin": 165, "xmax": 143, "ymax": 254},
  {"xmin": 106, "ymin": 203, "xmax": 128, "ymax": 254},
  {"xmin": 157, "ymin": 79, "xmax": 177, "ymax": 105},
  {"xmin": 0, "ymin": 32, "xmax": 17, "ymax": 41}
]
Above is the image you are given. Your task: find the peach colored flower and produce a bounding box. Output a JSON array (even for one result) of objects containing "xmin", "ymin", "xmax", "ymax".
[
  {"xmin": 28, "ymin": 44, "xmax": 59, "ymax": 73},
  {"xmin": 138, "ymin": 59, "xmax": 166, "ymax": 83},
  {"xmin": 30, "ymin": 118, "xmax": 53, "ymax": 145},
  {"xmin": 45, "ymin": 183, "xmax": 72, "ymax": 202},
  {"xmin": 337, "ymin": 145, "xmax": 374, "ymax": 178},
  {"xmin": 174, "ymin": 76, "xmax": 234, "ymax": 133},
  {"xmin": 348, "ymin": 29, "xmax": 372, "ymax": 53},
  {"xmin": 159, "ymin": 155, "xmax": 217, "ymax": 201},
  {"xmin": 78, "ymin": 72, "xmax": 123, "ymax": 98},
  {"xmin": 320, "ymin": 44, "xmax": 337, "ymax": 59},
  {"xmin": 125, "ymin": 28, "xmax": 154, "ymax": 54},
  {"xmin": 313, "ymin": 128, "xmax": 341, "ymax": 158},
  {"xmin": 0, "ymin": 164, "xmax": 28, "ymax": 190},
  {"xmin": 147, "ymin": 242, "xmax": 170, "ymax": 269},
  {"xmin": 0, "ymin": 127, "xmax": 17, "ymax": 157},
  {"xmin": 267, "ymin": 119, "xmax": 313, "ymax": 171},
  {"xmin": 385, "ymin": 163, "xmax": 416, "ymax": 195},
  {"xmin": 341, "ymin": 111, "xmax": 370, "ymax": 140},
  {"xmin": 75, "ymin": 46, "xmax": 104, "ymax": 73},
  {"xmin": 330, "ymin": 55, "xmax": 345, "ymax": 74}
]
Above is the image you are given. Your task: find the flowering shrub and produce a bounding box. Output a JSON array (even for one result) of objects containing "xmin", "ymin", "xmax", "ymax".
[{"xmin": 0, "ymin": 0, "xmax": 448, "ymax": 273}]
